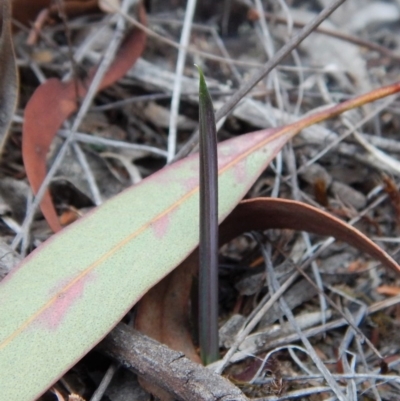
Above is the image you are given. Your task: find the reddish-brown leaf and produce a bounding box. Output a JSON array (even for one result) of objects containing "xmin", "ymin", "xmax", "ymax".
[{"xmin": 22, "ymin": 5, "xmax": 147, "ymax": 232}]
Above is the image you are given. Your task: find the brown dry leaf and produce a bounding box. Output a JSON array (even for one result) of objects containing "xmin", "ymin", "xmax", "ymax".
[
  {"xmin": 135, "ymin": 255, "xmax": 201, "ymax": 401},
  {"xmin": 219, "ymin": 199, "xmax": 398, "ymax": 271},
  {"xmin": 0, "ymin": 0, "xmax": 18, "ymax": 157},
  {"xmin": 22, "ymin": 5, "xmax": 147, "ymax": 232},
  {"xmin": 136, "ymin": 197, "xmax": 400, "ymax": 399},
  {"xmin": 136, "ymin": 256, "xmax": 200, "ymax": 362}
]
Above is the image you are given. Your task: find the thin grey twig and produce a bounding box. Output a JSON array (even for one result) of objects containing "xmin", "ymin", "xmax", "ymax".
[
  {"xmin": 354, "ymin": 335, "xmax": 382, "ymax": 401},
  {"xmin": 271, "ymin": 0, "xmax": 303, "ymax": 115},
  {"xmin": 251, "ymin": 345, "xmax": 310, "ymax": 383},
  {"xmin": 55, "ymin": 0, "xmax": 80, "ymax": 98},
  {"xmin": 261, "ymin": 10, "xmax": 400, "ymax": 62},
  {"xmin": 269, "ymin": 372, "xmax": 400, "ymax": 384},
  {"xmin": 211, "ymin": 29, "xmax": 242, "ymax": 84},
  {"xmin": 89, "ymin": 362, "xmax": 119, "ymax": 401},
  {"xmin": 285, "ymin": 143, "xmax": 328, "ymax": 327},
  {"xmin": 71, "ymin": 142, "xmax": 102, "ymax": 205},
  {"xmin": 63, "ymin": 16, "xmax": 113, "ymax": 81},
  {"xmin": 107, "ymin": 3, "xmax": 262, "ymax": 67},
  {"xmin": 342, "ymin": 346, "xmax": 357, "ymax": 399},
  {"xmin": 320, "ymin": 77, "xmax": 400, "ymax": 175},
  {"xmin": 91, "ymin": 88, "xmax": 236, "ymax": 111},
  {"xmin": 230, "ymin": 294, "xmax": 400, "ymax": 368},
  {"xmin": 288, "ymin": 347, "xmax": 314, "ymax": 376},
  {"xmin": 61, "ymin": 118, "xmax": 102, "ymax": 207},
  {"xmin": 167, "ymin": 0, "xmax": 197, "ymax": 162},
  {"xmin": 175, "ymin": 0, "xmax": 347, "ymax": 160},
  {"xmin": 253, "ymin": 386, "xmax": 343, "ymax": 400},
  {"xmin": 62, "ymin": 13, "xmax": 105, "ymax": 206},
  {"xmin": 253, "ymin": 0, "xmax": 285, "ymax": 199},
  {"xmin": 253, "ymin": 374, "xmax": 400, "ymax": 401},
  {"xmin": 261, "ymin": 242, "xmax": 347, "ymax": 400},
  {"xmin": 297, "ymin": 96, "xmax": 396, "ymax": 174},
  {"xmin": 57, "ymin": 130, "xmax": 168, "ymax": 158},
  {"xmin": 213, "ymin": 271, "xmax": 299, "ymax": 374},
  {"xmin": 215, "ymin": 193, "xmax": 390, "ymax": 370},
  {"xmin": 338, "ymin": 306, "xmax": 367, "ymax": 359}
]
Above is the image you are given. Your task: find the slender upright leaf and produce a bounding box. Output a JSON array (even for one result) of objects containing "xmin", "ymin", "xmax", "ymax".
[{"xmin": 198, "ymin": 67, "xmax": 219, "ymax": 365}]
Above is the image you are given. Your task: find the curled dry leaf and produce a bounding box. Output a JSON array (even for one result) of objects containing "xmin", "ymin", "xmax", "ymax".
[
  {"xmin": 135, "ymin": 256, "xmax": 200, "ymax": 401},
  {"xmin": 22, "ymin": 5, "xmax": 147, "ymax": 232},
  {"xmin": 0, "ymin": 0, "xmax": 18, "ymax": 157}
]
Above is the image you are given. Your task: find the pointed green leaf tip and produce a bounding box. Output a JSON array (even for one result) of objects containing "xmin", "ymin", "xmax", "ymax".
[
  {"xmin": 196, "ymin": 65, "xmax": 216, "ymax": 131},
  {"xmin": 196, "ymin": 65, "xmax": 209, "ymax": 102}
]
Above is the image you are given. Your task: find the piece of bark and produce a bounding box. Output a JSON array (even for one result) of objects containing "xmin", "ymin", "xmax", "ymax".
[{"xmin": 98, "ymin": 323, "xmax": 248, "ymax": 401}]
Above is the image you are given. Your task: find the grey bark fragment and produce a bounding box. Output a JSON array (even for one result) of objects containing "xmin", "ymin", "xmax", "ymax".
[{"xmin": 98, "ymin": 323, "xmax": 248, "ymax": 401}]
